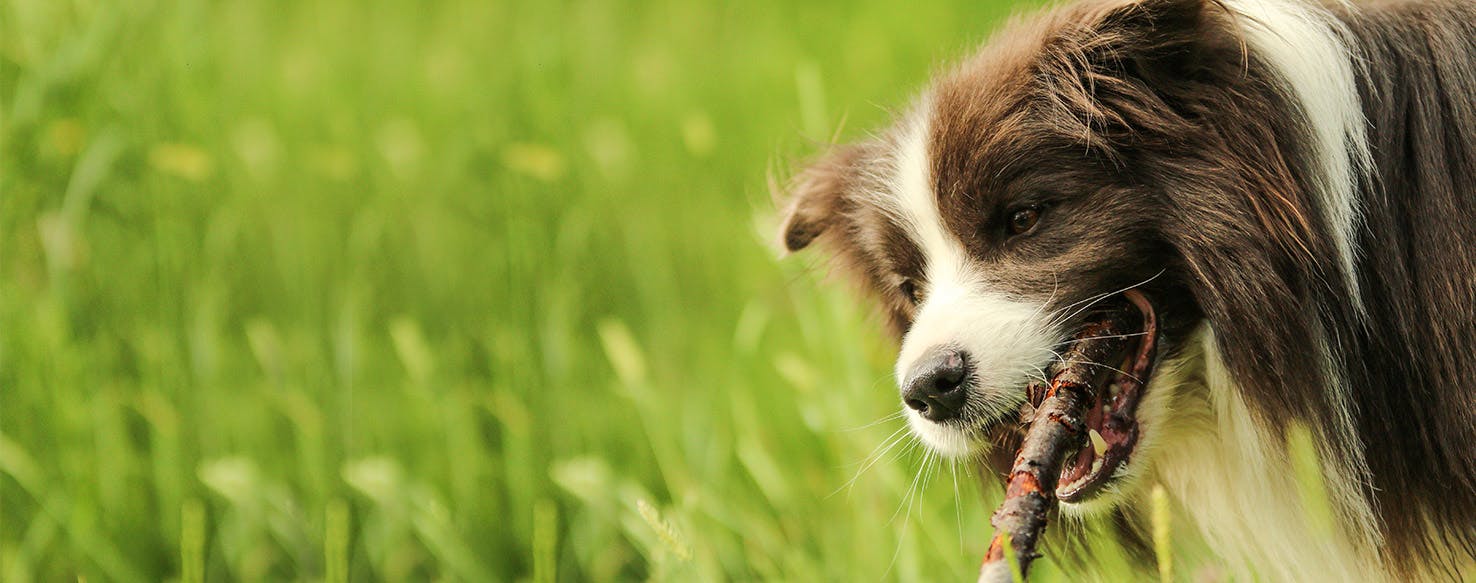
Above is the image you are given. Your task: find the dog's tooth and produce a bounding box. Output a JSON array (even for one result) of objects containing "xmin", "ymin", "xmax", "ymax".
[
  {"xmin": 1108, "ymin": 383, "xmax": 1121, "ymax": 398},
  {"xmin": 1089, "ymin": 429, "xmax": 1108, "ymax": 457}
]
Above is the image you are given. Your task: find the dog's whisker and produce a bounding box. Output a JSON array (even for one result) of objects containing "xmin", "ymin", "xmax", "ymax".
[
  {"xmin": 882, "ymin": 443, "xmax": 932, "ymax": 580},
  {"xmin": 1025, "ymin": 271, "xmax": 1063, "ymax": 323},
  {"xmin": 950, "ymin": 458, "xmax": 966, "ymax": 553},
  {"xmin": 841, "ymin": 410, "xmax": 906, "ymax": 433},
  {"xmin": 1044, "ymin": 269, "xmax": 1165, "ymax": 329},
  {"xmin": 1057, "ymin": 331, "xmax": 1150, "ymax": 347},
  {"xmin": 849, "ymin": 424, "xmax": 911, "ymax": 467},
  {"xmin": 1058, "ymin": 358, "xmax": 1145, "ymax": 384},
  {"xmin": 831, "ymin": 425, "xmax": 914, "ymax": 498},
  {"xmin": 891, "ymin": 448, "xmax": 930, "ymax": 525}
]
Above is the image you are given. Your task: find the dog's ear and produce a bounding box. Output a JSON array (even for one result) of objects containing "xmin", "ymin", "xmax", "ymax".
[
  {"xmin": 1086, "ymin": 0, "xmax": 1222, "ymax": 80},
  {"xmin": 776, "ymin": 145, "xmax": 861, "ymax": 253},
  {"xmin": 1038, "ymin": 0, "xmax": 1231, "ymax": 152},
  {"xmin": 1093, "ymin": 0, "xmax": 1215, "ymax": 49}
]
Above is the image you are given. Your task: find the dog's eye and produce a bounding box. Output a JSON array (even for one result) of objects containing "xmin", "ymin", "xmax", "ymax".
[
  {"xmin": 899, "ymin": 279, "xmax": 920, "ymax": 305},
  {"xmin": 1007, "ymin": 205, "xmax": 1042, "ymax": 236}
]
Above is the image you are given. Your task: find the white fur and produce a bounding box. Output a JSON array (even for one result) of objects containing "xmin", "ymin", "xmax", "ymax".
[
  {"xmin": 1129, "ymin": 328, "xmax": 1387, "ymax": 581},
  {"xmin": 887, "ymin": 106, "xmax": 1061, "ymax": 456},
  {"xmin": 1219, "ymin": 2, "xmax": 1386, "ymax": 563},
  {"xmin": 904, "ymin": 413, "xmax": 975, "ymax": 457},
  {"xmin": 1224, "ymin": 0, "xmax": 1373, "ymax": 310},
  {"xmin": 1309, "ymin": 329, "xmax": 1382, "ymax": 556}
]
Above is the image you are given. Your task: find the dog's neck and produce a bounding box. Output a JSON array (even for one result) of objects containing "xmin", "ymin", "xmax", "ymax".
[{"xmin": 1135, "ymin": 327, "xmax": 1387, "ymax": 581}]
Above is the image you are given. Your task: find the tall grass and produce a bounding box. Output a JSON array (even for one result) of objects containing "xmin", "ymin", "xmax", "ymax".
[{"xmin": 0, "ymin": 0, "xmax": 1274, "ymax": 580}]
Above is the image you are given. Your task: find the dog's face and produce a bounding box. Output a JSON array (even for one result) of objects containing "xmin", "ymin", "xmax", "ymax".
[{"xmin": 778, "ymin": 0, "xmax": 1226, "ymax": 509}]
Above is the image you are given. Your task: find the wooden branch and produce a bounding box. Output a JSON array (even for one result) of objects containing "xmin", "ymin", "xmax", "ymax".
[{"xmin": 978, "ymin": 311, "xmax": 1134, "ymax": 582}]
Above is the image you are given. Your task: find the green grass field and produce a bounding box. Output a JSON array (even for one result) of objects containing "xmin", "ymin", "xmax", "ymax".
[{"xmin": 0, "ymin": 0, "xmax": 1225, "ymax": 580}]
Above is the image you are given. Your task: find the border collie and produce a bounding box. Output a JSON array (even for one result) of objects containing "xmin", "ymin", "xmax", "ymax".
[{"xmin": 777, "ymin": 0, "xmax": 1476, "ymax": 578}]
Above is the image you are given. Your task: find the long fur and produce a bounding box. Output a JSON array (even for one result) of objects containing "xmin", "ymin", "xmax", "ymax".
[{"xmin": 778, "ymin": 0, "xmax": 1476, "ymax": 578}]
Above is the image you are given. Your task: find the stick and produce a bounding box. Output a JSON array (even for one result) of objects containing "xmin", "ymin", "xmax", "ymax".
[{"xmin": 978, "ymin": 311, "xmax": 1134, "ymax": 582}]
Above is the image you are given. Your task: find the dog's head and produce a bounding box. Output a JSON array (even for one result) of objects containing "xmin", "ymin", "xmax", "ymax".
[{"xmin": 778, "ymin": 0, "xmax": 1338, "ymax": 510}]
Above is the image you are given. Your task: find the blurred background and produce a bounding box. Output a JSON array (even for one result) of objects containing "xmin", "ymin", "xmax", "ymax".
[{"xmin": 0, "ymin": 0, "xmax": 1188, "ymax": 580}]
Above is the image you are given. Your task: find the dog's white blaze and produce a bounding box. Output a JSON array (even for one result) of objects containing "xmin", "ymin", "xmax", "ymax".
[
  {"xmin": 888, "ymin": 106, "xmax": 1059, "ymax": 457},
  {"xmin": 1225, "ymin": 0, "xmax": 1372, "ymax": 310}
]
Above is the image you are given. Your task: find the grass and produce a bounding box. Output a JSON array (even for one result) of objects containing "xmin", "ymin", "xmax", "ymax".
[{"xmin": 0, "ymin": 0, "xmax": 1227, "ymax": 580}]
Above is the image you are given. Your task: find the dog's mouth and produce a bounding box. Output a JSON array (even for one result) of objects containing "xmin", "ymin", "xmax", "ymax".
[
  {"xmin": 1053, "ymin": 290, "xmax": 1159, "ymax": 502},
  {"xmin": 985, "ymin": 290, "xmax": 1160, "ymax": 503}
]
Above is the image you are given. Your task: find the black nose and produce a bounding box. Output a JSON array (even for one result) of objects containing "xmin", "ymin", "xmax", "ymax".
[{"xmin": 901, "ymin": 347, "xmax": 971, "ymax": 422}]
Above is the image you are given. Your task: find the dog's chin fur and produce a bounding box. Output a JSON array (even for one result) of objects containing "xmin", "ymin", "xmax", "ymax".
[
  {"xmin": 780, "ymin": 0, "xmax": 1476, "ymax": 578},
  {"xmin": 904, "ymin": 411, "xmax": 976, "ymax": 458}
]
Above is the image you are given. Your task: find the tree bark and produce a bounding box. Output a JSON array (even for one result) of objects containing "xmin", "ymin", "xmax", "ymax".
[{"xmin": 978, "ymin": 312, "xmax": 1133, "ymax": 582}]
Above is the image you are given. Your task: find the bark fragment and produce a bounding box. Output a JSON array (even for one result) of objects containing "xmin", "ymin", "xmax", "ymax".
[{"xmin": 978, "ymin": 310, "xmax": 1135, "ymax": 582}]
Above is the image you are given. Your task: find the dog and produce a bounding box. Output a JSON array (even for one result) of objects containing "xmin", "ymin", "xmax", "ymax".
[{"xmin": 777, "ymin": 0, "xmax": 1476, "ymax": 579}]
